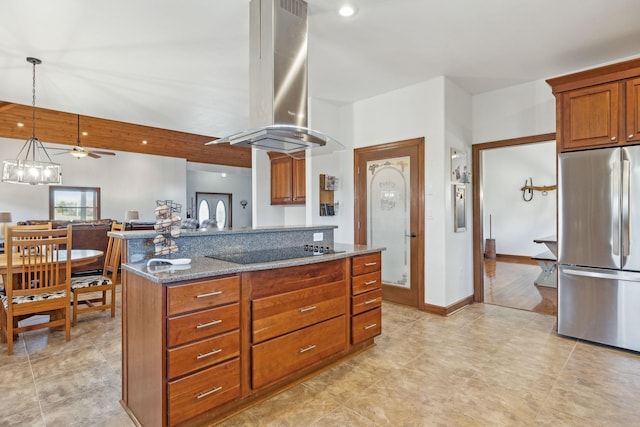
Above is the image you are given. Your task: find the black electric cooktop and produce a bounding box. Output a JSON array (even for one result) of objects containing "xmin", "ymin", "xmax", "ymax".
[{"xmin": 206, "ymin": 246, "xmax": 343, "ymax": 265}]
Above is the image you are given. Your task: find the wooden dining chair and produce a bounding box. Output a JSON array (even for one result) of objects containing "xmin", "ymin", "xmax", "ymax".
[
  {"xmin": 0, "ymin": 226, "xmax": 72, "ymax": 355},
  {"xmin": 3, "ymin": 223, "xmax": 52, "ymax": 256},
  {"xmin": 70, "ymin": 222, "xmax": 124, "ymax": 326}
]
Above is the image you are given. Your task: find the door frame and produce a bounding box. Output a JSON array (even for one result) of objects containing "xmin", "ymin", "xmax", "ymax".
[
  {"xmin": 354, "ymin": 137, "xmax": 425, "ymax": 309},
  {"xmin": 472, "ymin": 132, "xmax": 556, "ymax": 301}
]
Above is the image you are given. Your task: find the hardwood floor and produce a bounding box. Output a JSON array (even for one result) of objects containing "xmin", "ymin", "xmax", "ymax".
[{"xmin": 484, "ymin": 258, "xmax": 557, "ymax": 316}]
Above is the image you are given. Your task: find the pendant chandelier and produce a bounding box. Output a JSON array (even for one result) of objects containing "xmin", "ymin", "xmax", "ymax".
[{"xmin": 2, "ymin": 57, "xmax": 62, "ymax": 185}]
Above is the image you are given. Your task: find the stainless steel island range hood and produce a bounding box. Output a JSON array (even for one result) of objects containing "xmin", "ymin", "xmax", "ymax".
[{"xmin": 207, "ymin": 0, "xmax": 342, "ymax": 156}]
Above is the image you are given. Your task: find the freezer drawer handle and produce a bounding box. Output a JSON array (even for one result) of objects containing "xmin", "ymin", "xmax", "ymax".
[{"xmin": 564, "ymin": 268, "xmax": 640, "ymax": 282}]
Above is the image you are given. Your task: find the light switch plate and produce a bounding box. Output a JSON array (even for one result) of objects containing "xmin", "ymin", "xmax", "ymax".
[{"xmin": 313, "ymin": 232, "xmax": 323, "ymax": 241}]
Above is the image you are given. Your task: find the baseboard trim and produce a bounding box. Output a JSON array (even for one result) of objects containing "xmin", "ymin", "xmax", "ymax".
[
  {"xmin": 422, "ymin": 295, "xmax": 474, "ymax": 316},
  {"xmin": 494, "ymin": 253, "xmax": 537, "ymax": 265}
]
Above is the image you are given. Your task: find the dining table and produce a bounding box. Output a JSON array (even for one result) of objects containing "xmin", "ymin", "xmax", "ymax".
[{"xmin": 0, "ymin": 249, "xmax": 104, "ymax": 284}]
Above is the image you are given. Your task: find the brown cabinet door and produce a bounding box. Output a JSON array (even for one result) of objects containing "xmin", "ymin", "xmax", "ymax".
[
  {"xmin": 561, "ymin": 82, "xmax": 620, "ymax": 150},
  {"xmin": 291, "ymin": 157, "xmax": 306, "ymax": 204},
  {"xmin": 268, "ymin": 152, "xmax": 305, "ymax": 205},
  {"xmin": 627, "ymin": 78, "xmax": 640, "ymax": 144},
  {"xmin": 251, "ymin": 315, "xmax": 347, "ymax": 389},
  {"xmin": 270, "ymin": 155, "xmax": 293, "ymax": 204}
]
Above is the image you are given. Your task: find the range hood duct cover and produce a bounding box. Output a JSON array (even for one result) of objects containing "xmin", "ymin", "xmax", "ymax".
[{"xmin": 207, "ymin": 0, "xmax": 341, "ymax": 156}]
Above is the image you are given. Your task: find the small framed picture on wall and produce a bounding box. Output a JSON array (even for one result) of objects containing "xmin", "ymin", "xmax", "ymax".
[{"xmin": 451, "ymin": 148, "xmax": 470, "ymax": 183}]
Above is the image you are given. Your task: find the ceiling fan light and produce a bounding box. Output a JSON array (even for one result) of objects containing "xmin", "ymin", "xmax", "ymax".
[{"xmin": 70, "ymin": 149, "xmax": 88, "ymax": 158}]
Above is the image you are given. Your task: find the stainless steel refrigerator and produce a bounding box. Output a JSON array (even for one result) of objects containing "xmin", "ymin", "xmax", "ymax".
[{"xmin": 559, "ymin": 146, "xmax": 640, "ymax": 352}]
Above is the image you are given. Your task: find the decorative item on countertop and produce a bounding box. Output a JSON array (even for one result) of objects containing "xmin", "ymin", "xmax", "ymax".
[{"xmin": 153, "ymin": 200, "xmax": 182, "ymax": 255}]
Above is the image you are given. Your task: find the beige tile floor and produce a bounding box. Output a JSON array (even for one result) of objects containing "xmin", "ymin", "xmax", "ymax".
[{"xmin": 1, "ymin": 290, "xmax": 640, "ymax": 426}]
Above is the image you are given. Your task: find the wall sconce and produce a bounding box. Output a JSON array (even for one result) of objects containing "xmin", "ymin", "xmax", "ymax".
[
  {"xmin": 125, "ymin": 210, "xmax": 140, "ymax": 222},
  {"xmin": 240, "ymin": 200, "xmax": 248, "ymax": 209}
]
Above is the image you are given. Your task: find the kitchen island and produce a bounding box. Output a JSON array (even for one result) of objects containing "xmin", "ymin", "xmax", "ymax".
[{"xmin": 114, "ymin": 226, "xmax": 383, "ymax": 426}]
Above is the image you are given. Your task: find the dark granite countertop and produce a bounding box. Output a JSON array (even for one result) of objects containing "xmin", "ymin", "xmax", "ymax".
[{"xmin": 122, "ymin": 243, "xmax": 384, "ymax": 284}]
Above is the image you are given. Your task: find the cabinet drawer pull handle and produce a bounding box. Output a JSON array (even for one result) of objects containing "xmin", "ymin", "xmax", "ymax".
[
  {"xmin": 364, "ymin": 280, "xmax": 377, "ymax": 286},
  {"xmin": 364, "ymin": 262, "xmax": 377, "ymax": 267},
  {"xmin": 299, "ymin": 305, "xmax": 317, "ymax": 313},
  {"xmin": 196, "ymin": 290, "xmax": 223, "ymax": 298},
  {"xmin": 364, "ymin": 299, "xmax": 378, "ymax": 305},
  {"xmin": 196, "ymin": 348, "xmax": 222, "ymax": 359},
  {"xmin": 197, "ymin": 386, "xmax": 222, "ymax": 399},
  {"xmin": 611, "ymin": 136, "xmax": 617, "ymax": 141},
  {"xmin": 196, "ymin": 319, "xmax": 222, "ymax": 329},
  {"xmin": 299, "ymin": 344, "xmax": 317, "ymax": 353},
  {"xmin": 364, "ymin": 323, "xmax": 378, "ymax": 330},
  {"xmin": 630, "ymin": 134, "xmax": 635, "ymax": 140}
]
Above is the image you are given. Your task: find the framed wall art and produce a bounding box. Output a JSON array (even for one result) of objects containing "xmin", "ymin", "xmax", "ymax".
[
  {"xmin": 451, "ymin": 148, "xmax": 470, "ymax": 183},
  {"xmin": 454, "ymin": 183, "xmax": 466, "ymax": 232}
]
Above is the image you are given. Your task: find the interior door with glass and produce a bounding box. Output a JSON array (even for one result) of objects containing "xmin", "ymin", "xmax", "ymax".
[{"xmin": 355, "ymin": 138, "xmax": 424, "ymax": 307}]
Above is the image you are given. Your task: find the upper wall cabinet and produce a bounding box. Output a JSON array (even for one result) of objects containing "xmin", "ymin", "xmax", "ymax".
[
  {"xmin": 547, "ymin": 58, "xmax": 640, "ymax": 151},
  {"xmin": 267, "ymin": 152, "xmax": 305, "ymax": 205},
  {"xmin": 627, "ymin": 77, "xmax": 640, "ymax": 144}
]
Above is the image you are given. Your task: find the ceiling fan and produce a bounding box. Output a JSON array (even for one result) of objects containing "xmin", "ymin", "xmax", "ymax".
[{"xmin": 53, "ymin": 115, "xmax": 116, "ymax": 159}]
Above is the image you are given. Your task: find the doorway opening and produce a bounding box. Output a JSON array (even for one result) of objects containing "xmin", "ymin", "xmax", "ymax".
[
  {"xmin": 354, "ymin": 137, "xmax": 424, "ymax": 308},
  {"xmin": 472, "ymin": 133, "xmax": 557, "ymax": 315}
]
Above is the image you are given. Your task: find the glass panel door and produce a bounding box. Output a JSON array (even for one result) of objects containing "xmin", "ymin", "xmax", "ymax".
[{"xmin": 367, "ymin": 156, "xmax": 411, "ymax": 288}]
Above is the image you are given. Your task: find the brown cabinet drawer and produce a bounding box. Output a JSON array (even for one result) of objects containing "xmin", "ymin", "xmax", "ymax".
[
  {"xmin": 167, "ymin": 330, "xmax": 240, "ymax": 379},
  {"xmin": 167, "ymin": 275, "xmax": 239, "ymax": 316},
  {"xmin": 252, "ymin": 281, "xmax": 346, "ymax": 343},
  {"xmin": 168, "ymin": 358, "xmax": 240, "ymax": 426},
  {"xmin": 352, "ymin": 271, "xmax": 381, "ymax": 295},
  {"xmin": 352, "ymin": 307, "xmax": 381, "ymax": 344},
  {"xmin": 352, "ymin": 289, "xmax": 382, "ymax": 315},
  {"xmin": 167, "ymin": 303, "xmax": 239, "ymax": 347},
  {"xmin": 252, "ymin": 315, "xmax": 347, "ymax": 389},
  {"xmin": 352, "ymin": 252, "xmax": 381, "ymax": 276}
]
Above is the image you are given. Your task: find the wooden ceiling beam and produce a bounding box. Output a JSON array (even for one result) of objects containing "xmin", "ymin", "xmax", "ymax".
[
  {"xmin": 0, "ymin": 102, "xmax": 16, "ymax": 113},
  {"xmin": 0, "ymin": 101, "xmax": 251, "ymax": 168}
]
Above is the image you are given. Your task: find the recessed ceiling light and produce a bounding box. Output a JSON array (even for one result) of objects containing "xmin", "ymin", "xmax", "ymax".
[
  {"xmin": 17, "ymin": 122, "xmax": 24, "ymax": 127},
  {"xmin": 338, "ymin": 4, "xmax": 356, "ymax": 17},
  {"xmin": 142, "ymin": 140, "xmax": 148, "ymax": 144},
  {"xmin": 82, "ymin": 131, "xmax": 88, "ymax": 136}
]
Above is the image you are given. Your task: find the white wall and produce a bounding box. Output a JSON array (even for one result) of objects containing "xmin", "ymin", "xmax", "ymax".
[
  {"xmin": 308, "ymin": 98, "xmax": 354, "ymax": 244},
  {"xmin": 345, "ymin": 76, "xmax": 473, "ymax": 308},
  {"xmin": 483, "ymin": 141, "xmax": 556, "ymax": 256},
  {"xmin": 0, "ymin": 137, "xmax": 186, "ymax": 223},
  {"xmin": 472, "ymin": 79, "xmax": 555, "ymax": 143},
  {"xmin": 186, "ymin": 162, "xmax": 252, "ymax": 228},
  {"xmin": 444, "ymin": 79, "xmax": 473, "ymax": 305}
]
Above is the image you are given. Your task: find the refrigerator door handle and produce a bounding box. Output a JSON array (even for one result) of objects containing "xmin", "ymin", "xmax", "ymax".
[
  {"xmin": 612, "ymin": 160, "xmax": 621, "ymax": 256},
  {"xmin": 622, "ymin": 159, "xmax": 630, "ymax": 257},
  {"xmin": 563, "ymin": 268, "xmax": 640, "ymax": 282}
]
